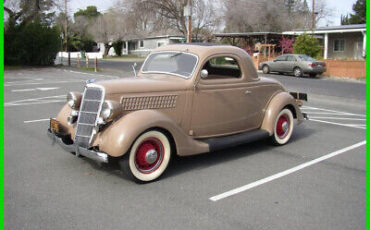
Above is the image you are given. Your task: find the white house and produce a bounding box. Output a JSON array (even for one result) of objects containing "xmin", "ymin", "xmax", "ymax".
[{"xmin": 283, "ymin": 24, "xmax": 366, "ymax": 60}]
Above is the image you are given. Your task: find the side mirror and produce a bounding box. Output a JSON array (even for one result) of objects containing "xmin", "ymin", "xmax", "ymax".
[
  {"xmin": 132, "ymin": 62, "xmax": 137, "ymax": 77},
  {"xmin": 200, "ymin": 69, "xmax": 208, "ymax": 79},
  {"xmin": 273, "ymin": 59, "xmax": 277, "ymax": 62}
]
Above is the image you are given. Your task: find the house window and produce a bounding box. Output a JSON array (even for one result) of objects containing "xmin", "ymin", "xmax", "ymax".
[
  {"xmin": 157, "ymin": 42, "xmax": 165, "ymax": 47},
  {"xmin": 139, "ymin": 40, "xmax": 144, "ymax": 48},
  {"xmin": 334, "ymin": 39, "xmax": 345, "ymax": 52}
]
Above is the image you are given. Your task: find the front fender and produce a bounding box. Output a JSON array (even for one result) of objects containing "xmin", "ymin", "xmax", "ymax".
[
  {"xmin": 260, "ymin": 92, "xmax": 304, "ymax": 135},
  {"xmin": 94, "ymin": 110, "xmax": 209, "ymax": 157}
]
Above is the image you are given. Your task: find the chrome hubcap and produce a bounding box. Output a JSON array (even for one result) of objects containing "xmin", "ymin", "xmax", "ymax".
[
  {"xmin": 145, "ymin": 149, "xmax": 158, "ymax": 164},
  {"xmin": 282, "ymin": 121, "xmax": 288, "ymax": 133}
]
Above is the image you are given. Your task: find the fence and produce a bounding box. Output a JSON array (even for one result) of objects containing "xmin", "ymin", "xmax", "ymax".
[{"xmin": 320, "ymin": 60, "xmax": 366, "ymax": 78}]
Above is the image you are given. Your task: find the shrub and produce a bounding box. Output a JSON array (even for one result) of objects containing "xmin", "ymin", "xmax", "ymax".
[
  {"xmin": 112, "ymin": 40, "xmax": 124, "ymax": 56},
  {"xmin": 293, "ymin": 34, "xmax": 321, "ymax": 59},
  {"xmin": 5, "ymin": 20, "xmax": 61, "ymax": 66}
]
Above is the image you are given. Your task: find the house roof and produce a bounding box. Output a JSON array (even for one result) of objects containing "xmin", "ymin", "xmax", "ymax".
[
  {"xmin": 213, "ymin": 32, "xmax": 283, "ymax": 37},
  {"xmin": 126, "ymin": 35, "xmax": 184, "ymax": 41},
  {"xmin": 283, "ymin": 24, "xmax": 366, "ymax": 35}
]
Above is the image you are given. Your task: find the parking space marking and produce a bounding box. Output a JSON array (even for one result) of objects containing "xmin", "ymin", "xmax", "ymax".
[
  {"xmin": 24, "ymin": 118, "xmax": 51, "ymax": 123},
  {"xmin": 67, "ymin": 70, "xmax": 120, "ymax": 79},
  {"xmin": 12, "ymin": 87, "xmax": 60, "ymax": 93},
  {"xmin": 309, "ymin": 117, "xmax": 366, "ymax": 121},
  {"xmin": 5, "ymin": 95, "xmax": 65, "ymax": 107},
  {"xmin": 306, "ymin": 112, "xmax": 365, "ymax": 117},
  {"xmin": 209, "ymin": 140, "xmax": 366, "ymax": 202},
  {"xmin": 301, "ymin": 106, "xmax": 366, "ymax": 129},
  {"xmin": 4, "ymin": 80, "xmax": 85, "ymax": 87},
  {"xmin": 5, "ymin": 78, "xmax": 43, "ymax": 84},
  {"xmin": 302, "ymin": 106, "xmax": 365, "ymax": 116},
  {"xmin": 309, "ymin": 119, "xmax": 366, "ymax": 130}
]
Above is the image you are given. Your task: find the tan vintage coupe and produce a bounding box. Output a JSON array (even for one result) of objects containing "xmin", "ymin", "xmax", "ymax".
[{"xmin": 48, "ymin": 44, "xmax": 307, "ymax": 182}]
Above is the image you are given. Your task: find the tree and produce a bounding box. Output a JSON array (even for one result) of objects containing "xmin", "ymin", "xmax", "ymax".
[
  {"xmin": 88, "ymin": 10, "xmax": 127, "ymax": 56},
  {"xmin": 74, "ymin": 5, "xmax": 101, "ymax": 19},
  {"xmin": 341, "ymin": 0, "xmax": 366, "ymax": 25},
  {"xmin": 5, "ymin": 20, "xmax": 61, "ymax": 65},
  {"xmin": 279, "ymin": 36, "xmax": 294, "ymax": 54},
  {"xmin": 116, "ymin": 0, "xmax": 220, "ymax": 40},
  {"xmin": 222, "ymin": 0, "xmax": 331, "ymax": 32},
  {"xmin": 112, "ymin": 40, "xmax": 124, "ymax": 56},
  {"xmin": 4, "ymin": 0, "xmax": 57, "ymax": 29},
  {"xmin": 293, "ymin": 34, "xmax": 321, "ymax": 58}
]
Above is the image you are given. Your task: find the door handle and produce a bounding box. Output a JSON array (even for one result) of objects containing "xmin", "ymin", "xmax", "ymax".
[{"xmin": 245, "ymin": 90, "xmax": 252, "ymax": 94}]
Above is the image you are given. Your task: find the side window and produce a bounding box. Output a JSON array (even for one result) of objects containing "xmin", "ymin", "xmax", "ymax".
[
  {"xmin": 286, "ymin": 56, "xmax": 296, "ymax": 61},
  {"xmin": 202, "ymin": 56, "xmax": 241, "ymax": 79},
  {"xmin": 275, "ymin": 55, "xmax": 287, "ymax": 61}
]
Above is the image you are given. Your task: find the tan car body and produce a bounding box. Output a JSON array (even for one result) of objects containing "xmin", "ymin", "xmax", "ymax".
[{"xmin": 53, "ymin": 44, "xmax": 304, "ymax": 159}]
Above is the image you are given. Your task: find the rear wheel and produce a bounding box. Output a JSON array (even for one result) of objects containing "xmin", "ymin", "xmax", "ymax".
[
  {"xmin": 262, "ymin": 65, "xmax": 270, "ymax": 74},
  {"xmin": 271, "ymin": 108, "xmax": 294, "ymax": 145},
  {"xmin": 119, "ymin": 130, "xmax": 172, "ymax": 182},
  {"xmin": 293, "ymin": 67, "xmax": 303, "ymax": 77}
]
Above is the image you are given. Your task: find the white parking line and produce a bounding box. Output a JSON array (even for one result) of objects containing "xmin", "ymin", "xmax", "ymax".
[
  {"xmin": 304, "ymin": 112, "xmax": 366, "ymax": 117},
  {"xmin": 309, "ymin": 117, "xmax": 366, "ymax": 121},
  {"xmin": 302, "ymin": 106, "xmax": 365, "ymax": 116},
  {"xmin": 4, "ymin": 80, "xmax": 84, "ymax": 87},
  {"xmin": 24, "ymin": 118, "xmax": 51, "ymax": 123},
  {"xmin": 309, "ymin": 118, "xmax": 366, "ymax": 129},
  {"xmin": 209, "ymin": 140, "xmax": 366, "ymax": 202},
  {"xmin": 5, "ymin": 95, "xmax": 65, "ymax": 107}
]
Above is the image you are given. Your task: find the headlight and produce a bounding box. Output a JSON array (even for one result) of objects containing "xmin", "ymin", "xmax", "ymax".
[
  {"xmin": 66, "ymin": 92, "xmax": 82, "ymax": 109},
  {"xmin": 101, "ymin": 100, "xmax": 119, "ymax": 121}
]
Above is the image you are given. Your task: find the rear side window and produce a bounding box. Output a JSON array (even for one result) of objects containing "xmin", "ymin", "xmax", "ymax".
[
  {"xmin": 202, "ymin": 56, "xmax": 241, "ymax": 79},
  {"xmin": 275, "ymin": 55, "xmax": 287, "ymax": 61},
  {"xmin": 286, "ymin": 56, "xmax": 297, "ymax": 61}
]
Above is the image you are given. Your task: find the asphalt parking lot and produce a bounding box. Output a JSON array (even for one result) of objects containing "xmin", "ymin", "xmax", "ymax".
[{"xmin": 4, "ymin": 67, "xmax": 366, "ymax": 230}]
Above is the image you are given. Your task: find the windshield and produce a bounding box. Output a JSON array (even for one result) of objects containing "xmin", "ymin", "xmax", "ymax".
[
  {"xmin": 141, "ymin": 52, "xmax": 198, "ymax": 78},
  {"xmin": 298, "ymin": 55, "xmax": 316, "ymax": 62}
]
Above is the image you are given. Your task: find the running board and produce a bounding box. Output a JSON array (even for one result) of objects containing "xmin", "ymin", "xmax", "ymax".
[{"xmin": 201, "ymin": 130, "xmax": 270, "ymax": 152}]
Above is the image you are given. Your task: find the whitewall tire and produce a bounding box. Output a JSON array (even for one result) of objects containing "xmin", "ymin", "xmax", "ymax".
[
  {"xmin": 120, "ymin": 130, "xmax": 172, "ymax": 182},
  {"xmin": 271, "ymin": 108, "xmax": 294, "ymax": 145}
]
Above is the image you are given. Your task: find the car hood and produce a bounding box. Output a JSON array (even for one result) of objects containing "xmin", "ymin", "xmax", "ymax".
[{"xmin": 92, "ymin": 75, "xmax": 190, "ymax": 95}]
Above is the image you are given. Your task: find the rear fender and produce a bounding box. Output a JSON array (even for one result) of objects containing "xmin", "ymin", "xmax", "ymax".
[{"xmin": 261, "ymin": 92, "xmax": 304, "ymax": 135}]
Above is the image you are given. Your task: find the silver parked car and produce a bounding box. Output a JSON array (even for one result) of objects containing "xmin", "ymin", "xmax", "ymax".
[{"xmin": 259, "ymin": 54, "xmax": 327, "ymax": 77}]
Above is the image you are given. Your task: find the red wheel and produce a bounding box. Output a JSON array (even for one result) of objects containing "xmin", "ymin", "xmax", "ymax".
[
  {"xmin": 134, "ymin": 138, "xmax": 164, "ymax": 173},
  {"xmin": 120, "ymin": 130, "xmax": 171, "ymax": 182},
  {"xmin": 271, "ymin": 109, "xmax": 294, "ymax": 145}
]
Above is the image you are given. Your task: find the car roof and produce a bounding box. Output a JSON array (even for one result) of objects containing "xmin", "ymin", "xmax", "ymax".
[{"xmin": 151, "ymin": 43, "xmax": 259, "ymax": 80}]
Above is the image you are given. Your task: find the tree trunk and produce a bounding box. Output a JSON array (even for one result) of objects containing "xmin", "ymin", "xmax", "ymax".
[{"xmin": 104, "ymin": 43, "xmax": 112, "ymax": 56}]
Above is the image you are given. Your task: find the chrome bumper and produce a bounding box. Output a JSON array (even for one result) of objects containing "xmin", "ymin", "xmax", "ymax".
[{"xmin": 47, "ymin": 129, "xmax": 108, "ymax": 163}]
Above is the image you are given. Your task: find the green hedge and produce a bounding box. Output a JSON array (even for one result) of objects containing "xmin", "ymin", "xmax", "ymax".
[
  {"xmin": 293, "ymin": 34, "xmax": 322, "ymax": 59},
  {"xmin": 5, "ymin": 20, "xmax": 61, "ymax": 66}
]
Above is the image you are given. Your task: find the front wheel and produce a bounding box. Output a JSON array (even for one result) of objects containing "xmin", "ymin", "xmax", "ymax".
[
  {"xmin": 293, "ymin": 67, "xmax": 303, "ymax": 77},
  {"xmin": 262, "ymin": 65, "xmax": 270, "ymax": 74},
  {"xmin": 271, "ymin": 108, "xmax": 294, "ymax": 145},
  {"xmin": 119, "ymin": 130, "xmax": 172, "ymax": 182}
]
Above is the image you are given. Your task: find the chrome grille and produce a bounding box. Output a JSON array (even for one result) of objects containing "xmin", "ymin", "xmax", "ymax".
[{"xmin": 75, "ymin": 86, "xmax": 104, "ymax": 148}]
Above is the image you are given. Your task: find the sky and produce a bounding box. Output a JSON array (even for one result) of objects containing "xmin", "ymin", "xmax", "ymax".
[{"xmin": 69, "ymin": 0, "xmax": 358, "ymax": 27}]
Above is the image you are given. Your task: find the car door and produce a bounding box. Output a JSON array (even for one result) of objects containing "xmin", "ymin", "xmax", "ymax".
[
  {"xmin": 270, "ymin": 55, "xmax": 287, "ymax": 72},
  {"xmin": 190, "ymin": 55, "xmax": 263, "ymax": 138},
  {"xmin": 282, "ymin": 55, "xmax": 297, "ymax": 73}
]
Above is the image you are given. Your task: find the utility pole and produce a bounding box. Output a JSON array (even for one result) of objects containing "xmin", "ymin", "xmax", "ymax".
[
  {"xmin": 64, "ymin": 0, "xmax": 70, "ymax": 66},
  {"xmin": 186, "ymin": 0, "xmax": 192, "ymax": 43},
  {"xmin": 311, "ymin": 0, "xmax": 315, "ymax": 31},
  {"xmin": 64, "ymin": 0, "xmax": 67, "ymax": 52}
]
